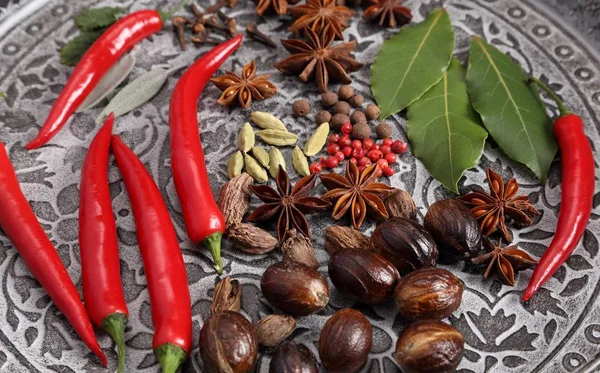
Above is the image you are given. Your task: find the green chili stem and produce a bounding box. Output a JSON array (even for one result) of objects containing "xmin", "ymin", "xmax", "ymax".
[
  {"xmin": 203, "ymin": 231, "xmax": 223, "ymax": 275},
  {"xmin": 528, "ymin": 76, "xmax": 569, "ymax": 116},
  {"xmin": 160, "ymin": 0, "xmax": 191, "ymax": 22}
]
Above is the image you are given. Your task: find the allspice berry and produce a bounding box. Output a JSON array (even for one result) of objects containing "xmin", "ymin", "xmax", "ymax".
[
  {"xmin": 333, "ymin": 101, "xmax": 351, "ymax": 115},
  {"xmin": 331, "ymin": 113, "xmax": 351, "ymax": 130},
  {"xmin": 338, "ymin": 85, "xmax": 354, "ymax": 100},
  {"xmin": 292, "ymin": 99, "xmax": 311, "ymax": 117},
  {"xmin": 315, "ymin": 110, "xmax": 332, "ymax": 125},
  {"xmin": 349, "ymin": 94, "xmax": 364, "ymax": 107},
  {"xmin": 350, "ymin": 110, "xmax": 367, "ymax": 125},
  {"xmin": 365, "ymin": 104, "xmax": 381, "ymax": 121},
  {"xmin": 321, "ymin": 91, "xmax": 338, "ymax": 108},
  {"xmin": 375, "ymin": 122, "xmax": 392, "ymax": 139},
  {"xmin": 351, "ymin": 122, "xmax": 371, "ymax": 140}
]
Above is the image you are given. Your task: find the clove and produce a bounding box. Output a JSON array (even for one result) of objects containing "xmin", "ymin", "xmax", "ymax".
[
  {"xmin": 191, "ymin": 26, "xmax": 223, "ymax": 47},
  {"xmin": 203, "ymin": 15, "xmax": 235, "ymax": 38},
  {"xmin": 246, "ymin": 23, "xmax": 277, "ymax": 48},
  {"xmin": 217, "ymin": 11, "xmax": 238, "ymax": 37},
  {"xmin": 172, "ymin": 16, "xmax": 187, "ymax": 51}
]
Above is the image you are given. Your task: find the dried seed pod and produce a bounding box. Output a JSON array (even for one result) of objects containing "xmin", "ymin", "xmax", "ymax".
[
  {"xmin": 324, "ymin": 226, "xmax": 370, "ymax": 254},
  {"xmin": 384, "ymin": 189, "xmax": 418, "ymax": 221},
  {"xmin": 394, "ymin": 267, "xmax": 463, "ymax": 321},
  {"xmin": 395, "ymin": 320, "xmax": 464, "ymax": 373},
  {"xmin": 254, "ymin": 314, "xmax": 296, "ymax": 347},
  {"xmin": 319, "ymin": 309, "xmax": 372, "ymax": 373},
  {"xmin": 219, "ymin": 173, "xmax": 253, "ymax": 228},
  {"xmin": 211, "ymin": 276, "xmax": 242, "ymax": 314},
  {"xmin": 228, "ymin": 223, "xmax": 278, "ymax": 254},
  {"xmin": 199, "ymin": 311, "xmax": 258, "ymax": 373},
  {"xmin": 370, "ymin": 217, "xmax": 438, "ymax": 275},
  {"xmin": 269, "ymin": 342, "xmax": 319, "ymax": 373},
  {"xmin": 281, "ymin": 229, "xmax": 319, "ymax": 269},
  {"xmin": 424, "ymin": 199, "xmax": 483, "ymax": 263},
  {"xmin": 261, "ymin": 260, "xmax": 329, "ymax": 316},
  {"xmin": 329, "ymin": 249, "xmax": 399, "ymax": 304}
]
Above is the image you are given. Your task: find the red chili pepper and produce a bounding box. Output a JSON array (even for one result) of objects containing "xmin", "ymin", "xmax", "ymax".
[
  {"xmin": 522, "ymin": 78, "xmax": 595, "ymax": 301},
  {"xmin": 79, "ymin": 113, "xmax": 128, "ymax": 372},
  {"xmin": 0, "ymin": 142, "xmax": 106, "ymax": 366},
  {"xmin": 111, "ymin": 135, "xmax": 192, "ymax": 373},
  {"xmin": 169, "ymin": 34, "xmax": 243, "ymax": 274}
]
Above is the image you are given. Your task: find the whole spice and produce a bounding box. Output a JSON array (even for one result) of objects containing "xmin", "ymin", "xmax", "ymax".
[
  {"xmin": 331, "ymin": 113, "xmax": 351, "ymax": 130},
  {"xmin": 349, "ymin": 93, "xmax": 364, "ymax": 107},
  {"xmin": 363, "ymin": 0, "xmax": 413, "ymax": 28},
  {"xmin": 329, "ymin": 249, "xmax": 400, "ymax": 304},
  {"xmin": 238, "ymin": 122, "xmax": 255, "ymax": 152},
  {"xmin": 321, "ymin": 91, "xmax": 339, "ymax": 107},
  {"xmin": 424, "ymin": 199, "xmax": 483, "ymax": 262},
  {"xmin": 112, "ymin": 135, "xmax": 192, "ymax": 372},
  {"xmin": 227, "ymin": 223, "xmax": 278, "ymax": 254},
  {"xmin": 338, "ymin": 84, "xmax": 354, "ymax": 100},
  {"xmin": 172, "ymin": 16, "xmax": 187, "ymax": 50},
  {"xmin": 350, "ymin": 122, "xmax": 371, "ymax": 140},
  {"xmin": 304, "ymin": 122, "xmax": 330, "ymax": 156},
  {"xmin": 292, "ymin": 99, "xmax": 311, "ymax": 116},
  {"xmin": 199, "ymin": 311, "xmax": 258, "ymax": 373},
  {"xmin": 251, "ymin": 111, "xmax": 288, "ymax": 131},
  {"xmin": 350, "ymin": 110, "xmax": 367, "ymax": 125},
  {"xmin": 261, "ymin": 260, "xmax": 330, "ymax": 316},
  {"xmin": 0, "ymin": 142, "xmax": 107, "ymax": 365},
  {"xmin": 523, "ymin": 78, "xmax": 595, "ymax": 301},
  {"xmin": 319, "ymin": 309, "xmax": 372, "ymax": 373},
  {"xmin": 219, "ymin": 173, "xmax": 253, "ymax": 228},
  {"xmin": 254, "ymin": 315, "xmax": 296, "ymax": 347},
  {"xmin": 251, "ymin": 146, "xmax": 270, "ymax": 168},
  {"xmin": 275, "ymin": 27, "xmax": 363, "ymax": 93},
  {"xmin": 472, "ymin": 239, "xmax": 536, "ymax": 286},
  {"xmin": 324, "ymin": 226, "xmax": 370, "ymax": 254},
  {"xmin": 364, "ymin": 104, "xmax": 380, "ymax": 121},
  {"xmin": 247, "ymin": 167, "xmax": 330, "ymax": 241},
  {"xmin": 370, "ymin": 217, "xmax": 438, "ymax": 274},
  {"xmin": 254, "ymin": 0, "xmax": 290, "ymax": 15},
  {"xmin": 394, "ymin": 267, "xmax": 463, "ymax": 320},
  {"xmin": 268, "ymin": 147, "xmax": 286, "ymax": 178},
  {"xmin": 281, "ymin": 229, "xmax": 320, "ymax": 269},
  {"xmin": 334, "ymin": 100, "xmax": 351, "ymax": 115},
  {"xmin": 211, "ymin": 60, "xmax": 278, "ymax": 108},
  {"xmin": 458, "ymin": 168, "xmax": 539, "ymax": 242},
  {"xmin": 257, "ymin": 129, "xmax": 299, "ymax": 146},
  {"xmin": 269, "ymin": 342, "xmax": 319, "ymax": 373},
  {"xmin": 384, "ymin": 189, "xmax": 417, "ymax": 220},
  {"xmin": 288, "ymin": 0, "xmax": 354, "ymax": 39},
  {"xmin": 244, "ymin": 153, "xmax": 269, "ymax": 183},
  {"xmin": 375, "ymin": 122, "xmax": 392, "ymax": 138},
  {"xmin": 246, "ymin": 23, "xmax": 277, "ymax": 48},
  {"xmin": 211, "ymin": 277, "xmax": 242, "ymax": 314},
  {"xmin": 316, "ymin": 110, "xmax": 332, "ymax": 125},
  {"xmin": 170, "ymin": 36, "xmax": 243, "ymax": 274},
  {"xmin": 395, "ymin": 320, "xmax": 464, "ymax": 373}
]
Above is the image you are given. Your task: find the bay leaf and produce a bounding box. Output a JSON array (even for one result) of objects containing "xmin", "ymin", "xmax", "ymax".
[
  {"xmin": 466, "ymin": 36, "xmax": 557, "ymax": 181},
  {"xmin": 407, "ymin": 58, "xmax": 488, "ymax": 193},
  {"xmin": 370, "ymin": 8, "xmax": 454, "ymax": 118},
  {"xmin": 76, "ymin": 52, "xmax": 136, "ymax": 113}
]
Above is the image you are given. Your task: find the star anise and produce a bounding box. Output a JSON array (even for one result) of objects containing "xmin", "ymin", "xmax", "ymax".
[
  {"xmin": 275, "ymin": 27, "xmax": 364, "ymax": 93},
  {"xmin": 472, "ymin": 239, "xmax": 536, "ymax": 286},
  {"xmin": 210, "ymin": 60, "xmax": 278, "ymax": 108},
  {"xmin": 247, "ymin": 166, "xmax": 330, "ymax": 242},
  {"xmin": 320, "ymin": 162, "xmax": 395, "ymax": 229},
  {"xmin": 254, "ymin": 0, "xmax": 298, "ymax": 15},
  {"xmin": 458, "ymin": 168, "xmax": 540, "ymax": 242},
  {"xmin": 289, "ymin": 0, "xmax": 354, "ymax": 39},
  {"xmin": 362, "ymin": 0, "xmax": 412, "ymax": 28}
]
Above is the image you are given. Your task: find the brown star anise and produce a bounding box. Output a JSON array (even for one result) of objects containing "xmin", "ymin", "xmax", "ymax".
[
  {"xmin": 320, "ymin": 162, "xmax": 395, "ymax": 229},
  {"xmin": 362, "ymin": 0, "xmax": 413, "ymax": 28},
  {"xmin": 472, "ymin": 239, "xmax": 537, "ymax": 286},
  {"xmin": 458, "ymin": 168, "xmax": 540, "ymax": 242},
  {"xmin": 289, "ymin": 0, "xmax": 354, "ymax": 39},
  {"xmin": 210, "ymin": 60, "xmax": 278, "ymax": 108},
  {"xmin": 254, "ymin": 0, "xmax": 298, "ymax": 15},
  {"xmin": 247, "ymin": 166, "xmax": 330, "ymax": 242},
  {"xmin": 275, "ymin": 27, "xmax": 364, "ymax": 93}
]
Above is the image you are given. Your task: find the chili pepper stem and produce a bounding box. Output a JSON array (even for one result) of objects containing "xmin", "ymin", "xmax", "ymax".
[
  {"xmin": 155, "ymin": 343, "xmax": 187, "ymax": 373},
  {"xmin": 204, "ymin": 232, "xmax": 224, "ymax": 274},
  {"xmin": 102, "ymin": 313, "xmax": 128, "ymax": 373},
  {"xmin": 160, "ymin": 0, "xmax": 191, "ymax": 22},
  {"xmin": 528, "ymin": 77, "xmax": 570, "ymax": 116}
]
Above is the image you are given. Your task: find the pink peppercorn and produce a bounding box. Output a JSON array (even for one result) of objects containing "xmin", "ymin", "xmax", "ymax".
[
  {"xmin": 328, "ymin": 133, "xmax": 340, "ymax": 144},
  {"xmin": 385, "ymin": 153, "xmax": 397, "ymax": 164},
  {"xmin": 342, "ymin": 146, "xmax": 353, "ymax": 158},
  {"xmin": 383, "ymin": 166, "xmax": 395, "ymax": 177},
  {"xmin": 309, "ymin": 162, "xmax": 322, "ymax": 174},
  {"xmin": 380, "ymin": 145, "xmax": 391, "ymax": 155},
  {"xmin": 334, "ymin": 151, "xmax": 345, "ymax": 162},
  {"xmin": 340, "ymin": 123, "xmax": 353, "ymax": 135},
  {"xmin": 325, "ymin": 156, "xmax": 339, "ymax": 169}
]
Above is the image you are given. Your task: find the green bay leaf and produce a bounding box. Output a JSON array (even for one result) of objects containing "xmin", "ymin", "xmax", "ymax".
[
  {"xmin": 75, "ymin": 7, "xmax": 123, "ymax": 31},
  {"xmin": 466, "ymin": 36, "xmax": 557, "ymax": 181},
  {"xmin": 371, "ymin": 8, "xmax": 455, "ymax": 118},
  {"xmin": 60, "ymin": 30, "xmax": 104, "ymax": 67},
  {"xmin": 408, "ymin": 58, "xmax": 488, "ymax": 193}
]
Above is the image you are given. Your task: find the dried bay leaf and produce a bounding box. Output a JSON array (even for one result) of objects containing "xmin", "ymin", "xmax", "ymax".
[
  {"xmin": 371, "ymin": 8, "xmax": 454, "ymax": 118},
  {"xmin": 466, "ymin": 36, "xmax": 557, "ymax": 181},
  {"xmin": 407, "ymin": 58, "xmax": 488, "ymax": 193}
]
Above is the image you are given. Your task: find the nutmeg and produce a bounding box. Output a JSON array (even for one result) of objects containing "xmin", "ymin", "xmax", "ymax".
[
  {"xmin": 261, "ymin": 260, "xmax": 329, "ymax": 316},
  {"xmin": 384, "ymin": 189, "xmax": 418, "ymax": 220},
  {"xmin": 329, "ymin": 249, "xmax": 400, "ymax": 304},
  {"xmin": 269, "ymin": 342, "xmax": 319, "ymax": 373},
  {"xmin": 395, "ymin": 320, "xmax": 464, "ymax": 373},
  {"xmin": 199, "ymin": 311, "xmax": 258, "ymax": 373},
  {"xmin": 370, "ymin": 217, "xmax": 438, "ymax": 274},
  {"xmin": 394, "ymin": 267, "xmax": 463, "ymax": 320},
  {"xmin": 319, "ymin": 308, "xmax": 372, "ymax": 373},
  {"xmin": 424, "ymin": 199, "xmax": 483, "ymax": 262},
  {"xmin": 324, "ymin": 226, "xmax": 370, "ymax": 254},
  {"xmin": 254, "ymin": 314, "xmax": 296, "ymax": 347}
]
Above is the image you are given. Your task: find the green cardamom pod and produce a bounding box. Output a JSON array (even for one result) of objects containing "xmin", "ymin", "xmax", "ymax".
[
  {"xmin": 268, "ymin": 147, "xmax": 286, "ymax": 178},
  {"xmin": 238, "ymin": 122, "xmax": 255, "ymax": 153},
  {"xmin": 244, "ymin": 153, "xmax": 268, "ymax": 183},
  {"xmin": 227, "ymin": 151, "xmax": 244, "ymax": 179},
  {"xmin": 257, "ymin": 130, "xmax": 298, "ymax": 146},
  {"xmin": 303, "ymin": 122, "xmax": 330, "ymax": 156},
  {"xmin": 292, "ymin": 146, "xmax": 310, "ymax": 176},
  {"xmin": 251, "ymin": 146, "xmax": 270, "ymax": 168},
  {"xmin": 250, "ymin": 111, "xmax": 287, "ymax": 131}
]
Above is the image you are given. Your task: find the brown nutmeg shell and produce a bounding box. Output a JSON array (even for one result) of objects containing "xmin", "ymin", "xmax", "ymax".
[{"xmin": 269, "ymin": 341, "xmax": 319, "ymax": 373}]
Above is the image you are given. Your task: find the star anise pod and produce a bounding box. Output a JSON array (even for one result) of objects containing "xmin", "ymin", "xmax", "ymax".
[
  {"xmin": 362, "ymin": 0, "xmax": 412, "ymax": 28},
  {"xmin": 254, "ymin": 0, "xmax": 298, "ymax": 15},
  {"xmin": 210, "ymin": 60, "xmax": 278, "ymax": 108},
  {"xmin": 320, "ymin": 162, "xmax": 395, "ymax": 229},
  {"xmin": 275, "ymin": 27, "xmax": 364, "ymax": 93},
  {"xmin": 247, "ymin": 166, "xmax": 330, "ymax": 242},
  {"xmin": 289, "ymin": 0, "xmax": 354, "ymax": 39},
  {"xmin": 458, "ymin": 168, "xmax": 540, "ymax": 242},
  {"xmin": 471, "ymin": 239, "xmax": 536, "ymax": 286}
]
